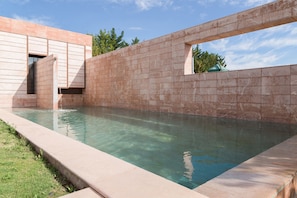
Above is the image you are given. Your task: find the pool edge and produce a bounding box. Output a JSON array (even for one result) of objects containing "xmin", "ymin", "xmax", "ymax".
[
  {"xmin": 0, "ymin": 109, "xmax": 207, "ymax": 198},
  {"xmin": 194, "ymin": 133, "xmax": 297, "ymax": 198}
]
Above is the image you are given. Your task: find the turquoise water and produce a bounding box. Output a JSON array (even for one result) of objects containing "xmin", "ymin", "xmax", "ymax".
[{"xmin": 12, "ymin": 107, "xmax": 297, "ymax": 189}]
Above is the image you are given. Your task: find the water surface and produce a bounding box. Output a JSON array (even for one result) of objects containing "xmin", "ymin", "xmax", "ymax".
[{"xmin": 12, "ymin": 107, "xmax": 297, "ymax": 188}]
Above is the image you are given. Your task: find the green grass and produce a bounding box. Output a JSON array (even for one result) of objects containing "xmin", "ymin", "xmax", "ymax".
[{"xmin": 0, "ymin": 120, "xmax": 75, "ymax": 198}]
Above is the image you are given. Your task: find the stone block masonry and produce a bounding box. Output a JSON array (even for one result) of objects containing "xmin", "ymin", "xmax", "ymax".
[
  {"xmin": 0, "ymin": 1, "xmax": 296, "ymax": 123},
  {"xmin": 35, "ymin": 55, "xmax": 58, "ymax": 109},
  {"xmin": 84, "ymin": 0, "xmax": 297, "ymax": 124},
  {"xmin": 0, "ymin": 16, "xmax": 92, "ymax": 108}
]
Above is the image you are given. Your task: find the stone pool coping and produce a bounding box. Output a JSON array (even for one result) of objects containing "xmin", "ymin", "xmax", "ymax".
[
  {"xmin": 0, "ymin": 108, "xmax": 296, "ymax": 198},
  {"xmin": 0, "ymin": 109, "xmax": 206, "ymax": 198},
  {"xmin": 194, "ymin": 134, "xmax": 297, "ymax": 198}
]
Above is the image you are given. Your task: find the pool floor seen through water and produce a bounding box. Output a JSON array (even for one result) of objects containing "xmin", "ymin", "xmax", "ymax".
[{"xmin": 12, "ymin": 107, "xmax": 297, "ymax": 189}]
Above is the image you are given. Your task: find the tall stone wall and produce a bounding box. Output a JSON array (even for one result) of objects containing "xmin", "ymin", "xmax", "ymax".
[
  {"xmin": 0, "ymin": 31, "xmax": 36, "ymax": 107},
  {"xmin": 84, "ymin": 0, "xmax": 297, "ymax": 124},
  {"xmin": 36, "ymin": 55, "xmax": 58, "ymax": 109},
  {"xmin": 59, "ymin": 94, "xmax": 84, "ymax": 108},
  {"xmin": 85, "ymin": 48, "xmax": 297, "ymax": 124}
]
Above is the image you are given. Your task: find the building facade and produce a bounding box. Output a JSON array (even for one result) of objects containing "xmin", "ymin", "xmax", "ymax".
[
  {"xmin": 0, "ymin": 0, "xmax": 297, "ymax": 123},
  {"xmin": 0, "ymin": 16, "xmax": 92, "ymax": 109}
]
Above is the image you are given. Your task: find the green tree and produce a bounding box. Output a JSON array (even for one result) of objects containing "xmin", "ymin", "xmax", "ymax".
[
  {"xmin": 192, "ymin": 45, "xmax": 227, "ymax": 73},
  {"xmin": 131, "ymin": 37, "xmax": 140, "ymax": 45},
  {"xmin": 92, "ymin": 28, "xmax": 129, "ymax": 56}
]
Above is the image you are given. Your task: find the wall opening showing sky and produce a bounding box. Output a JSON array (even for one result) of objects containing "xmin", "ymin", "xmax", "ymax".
[{"xmin": 198, "ymin": 23, "xmax": 297, "ymax": 71}]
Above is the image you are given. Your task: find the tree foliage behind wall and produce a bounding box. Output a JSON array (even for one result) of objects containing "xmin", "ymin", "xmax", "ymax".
[
  {"xmin": 91, "ymin": 30, "xmax": 227, "ymax": 73},
  {"xmin": 193, "ymin": 45, "xmax": 227, "ymax": 73},
  {"xmin": 91, "ymin": 28, "xmax": 139, "ymax": 56}
]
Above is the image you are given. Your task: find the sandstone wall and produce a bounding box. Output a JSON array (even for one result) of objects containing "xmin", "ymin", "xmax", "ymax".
[
  {"xmin": 84, "ymin": 0, "xmax": 297, "ymax": 123},
  {"xmin": 35, "ymin": 55, "xmax": 58, "ymax": 109},
  {"xmin": 0, "ymin": 16, "xmax": 92, "ymax": 108}
]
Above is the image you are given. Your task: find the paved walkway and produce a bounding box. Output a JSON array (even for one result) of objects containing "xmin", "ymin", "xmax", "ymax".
[
  {"xmin": 60, "ymin": 188, "xmax": 103, "ymax": 198},
  {"xmin": 0, "ymin": 109, "xmax": 296, "ymax": 198},
  {"xmin": 194, "ymin": 132, "xmax": 297, "ymax": 198}
]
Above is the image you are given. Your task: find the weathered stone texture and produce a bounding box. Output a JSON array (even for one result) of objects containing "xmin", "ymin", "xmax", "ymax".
[{"xmin": 84, "ymin": 0, "xmax": 297, "ymax": 124}]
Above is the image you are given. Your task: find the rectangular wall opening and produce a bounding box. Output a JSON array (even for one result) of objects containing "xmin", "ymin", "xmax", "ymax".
[
  {"xmin": 27, "ymin": 54, "xmax": 46, "ymax": 94},
  {"xmin": 191, "ymin": 23, "xmax": 297, "ymax": 72},
  {"xmin": 58, "ymin": 88, "xmax": 83, "ymax": 94}
]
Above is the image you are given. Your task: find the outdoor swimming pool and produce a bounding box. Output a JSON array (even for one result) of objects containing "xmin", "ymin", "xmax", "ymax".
[{"xmin": 12, "ymin": 107, "xmax": 297, "ymax": 189}]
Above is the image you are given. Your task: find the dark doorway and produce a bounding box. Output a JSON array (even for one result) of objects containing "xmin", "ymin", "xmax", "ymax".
[{"xmin": 27, "ymin": 55, "xmax": 45, "ymax": 94}]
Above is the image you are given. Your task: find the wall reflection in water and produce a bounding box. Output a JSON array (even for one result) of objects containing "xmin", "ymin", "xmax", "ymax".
[
  {"xmin": 183, "ymin": 151, "xmax": 194, "ymax": 181},
  {"xmin": 12, "ymin": 106, "xmax": 297, "ymax": 189}
]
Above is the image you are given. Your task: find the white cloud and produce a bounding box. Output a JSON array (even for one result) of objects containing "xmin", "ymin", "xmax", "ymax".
[
  {"xmin": 289, "ymin": 25, "xmax": 297, "ymax": 35},
  {"xmin": 225, "ymin": 51, "xmax": 280, "ymax": 70},
  {"xmin": 198, "ymin": 0, "xmax": 274, "ymax": 7},
  {"xmin": 109, "ymin": 0, "xmax": 173, "ymax": 10},
  {"xmin": 223, "ymin": 0, "xmax": 274, "ymax": 7},
  {"xmin": 259, "ymin": 37, "xmax": 297, "ymax": 49},
  {"xmin": 202, "ymin": 23, "xmax": 297, "ymax": 70},
  {"xmin": 244, "ymin": 0, "xmax": 274, "ymax": 7},
  {"xmin": 12, "ymin": 14, "xmax": 55, "ymax": 27},
  {"xmin": 129, "ymin": 26, "xmax": 143, "ymax": 30},
  {"xmin": 197, "ymin": 0, "xmax": 216, "ymax": 6}
]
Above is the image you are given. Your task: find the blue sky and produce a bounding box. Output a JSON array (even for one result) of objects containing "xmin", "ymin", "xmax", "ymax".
[{"xmin": 1, "ymin": 0, "xmax": 296, "ymax": 70}]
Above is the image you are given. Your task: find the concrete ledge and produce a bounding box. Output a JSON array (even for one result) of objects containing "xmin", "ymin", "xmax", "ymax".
[
  {"xmin": 59, "ymin": 188, "xmax": 103, "ymax": 198},
  {"xmin": 195, "ymin": 135, "xmax": 297, "ymax": 198},
  {"xmin": 0, "ymin": 109, "xmax": 207, "ymax": 198},
  {"xmin": 276, "ymin": 172, "xmax": 297, "ymax": 198}
]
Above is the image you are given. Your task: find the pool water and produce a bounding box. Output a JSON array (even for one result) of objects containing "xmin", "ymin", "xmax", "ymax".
[{"xmin": 12, "ymin": 107, "xmax": 297, "ymax": 189}]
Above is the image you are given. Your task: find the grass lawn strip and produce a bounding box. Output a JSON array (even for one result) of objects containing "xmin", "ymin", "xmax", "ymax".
[{"xmin": 0, "ymin": 120, "xmax": 75, "ymax": 198}]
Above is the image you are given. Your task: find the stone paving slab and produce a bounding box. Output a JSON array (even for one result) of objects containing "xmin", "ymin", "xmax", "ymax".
[
  {"xmin": 59, "ymin": 188, "xmax": 103, "ymax": 198},
  {"xmin": 0, "ymin": 109, "xmax": 207, "ymax": 198},
  {"xmin": 195, "ymin": 135, "xmax": 297, "ymax": 198}
]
